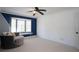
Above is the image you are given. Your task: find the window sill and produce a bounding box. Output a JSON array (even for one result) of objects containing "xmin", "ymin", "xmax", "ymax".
[{"xmin": 19, "ymin": 32, "xmax": 33, "ymax": 36}]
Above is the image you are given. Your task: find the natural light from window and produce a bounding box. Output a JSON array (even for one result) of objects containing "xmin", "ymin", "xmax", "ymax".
[{"xmin": 11, "ymin": 17, "xmax": 31, "ymax": 32}]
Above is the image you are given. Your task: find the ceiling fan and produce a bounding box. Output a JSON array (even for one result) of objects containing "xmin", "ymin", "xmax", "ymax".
[{"xmin": 28, "ymin": 7, "xmax": 47, "ymax": 16}]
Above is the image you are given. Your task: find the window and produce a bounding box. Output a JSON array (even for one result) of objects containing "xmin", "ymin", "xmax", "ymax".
[
  {"xmin": 26, "ymin": 20, "xmax": 31, "ymax": 32},
  {"xmin": 17, "ymin": 19, "xmax": 25, "ymax": 32},
  {"xmin": 11, "ymin": 17, "xmax": 31, "ymax": 32},
  {"xmin": 11, "ymin": 18, "xmax": 16, "ymax": 32}
]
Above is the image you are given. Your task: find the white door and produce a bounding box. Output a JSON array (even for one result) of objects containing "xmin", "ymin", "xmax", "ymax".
[{"xmin": 74, "ymin": 12, "xmax": 79, "ymax": 48}]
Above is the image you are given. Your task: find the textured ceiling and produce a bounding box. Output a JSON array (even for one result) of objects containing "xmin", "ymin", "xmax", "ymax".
[{"xmin": 0, "ymin": 7, "xmax": 78, "ymax": 18}]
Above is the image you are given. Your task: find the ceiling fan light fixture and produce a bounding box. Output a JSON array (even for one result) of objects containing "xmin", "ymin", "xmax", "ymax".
[
  {"xmin": 33, "ymin": 11, "xmax": 36, "ymax": 13},
  {"xmin": 28, "ymin": 7, "xmax": 47, "ymax": 16}
]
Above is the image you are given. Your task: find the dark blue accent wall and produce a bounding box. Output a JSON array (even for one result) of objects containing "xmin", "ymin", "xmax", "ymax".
[
  {"xmin": 32, "ymin": 19, "xmax": 37, "ymax": 35},
  {"xmin": 1, "ymin": 13, "xmax": 37, "ymax": 36},
  {"xmin": 2, "ymin": 13, "xmax": 11, "ymax": 25}
]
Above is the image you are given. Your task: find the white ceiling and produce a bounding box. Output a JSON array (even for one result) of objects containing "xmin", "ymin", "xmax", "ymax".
[{"xmin": 0, "ymin": 7, "xmax": 78, "ymax": 18}]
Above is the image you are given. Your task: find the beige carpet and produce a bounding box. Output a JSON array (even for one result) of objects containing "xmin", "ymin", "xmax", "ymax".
[{"xmin": 0, "ymin": 36, "xmax": 79, "ymax": 52}]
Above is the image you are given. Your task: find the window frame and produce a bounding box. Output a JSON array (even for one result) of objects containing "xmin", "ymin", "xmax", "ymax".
[{"xmin": 11, "ymin": 17, "xmax": 32, "ymax": 33}]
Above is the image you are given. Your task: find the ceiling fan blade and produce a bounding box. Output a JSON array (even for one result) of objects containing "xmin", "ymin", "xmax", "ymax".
[
  {"xmin": 39, "ymin": 9, "xmax": 47, "ymax": 12},
  {"xmin": 28, "ymin": 11, "xmax": 33, "ymax": 12},
  {"xmin": 35, "ymin": 7, "xmax": 39, "ymax": 10},
  {"xmin": 38, "ymin": 11, "xmax": 44, "ymax": 15},
  {"xmin": 33, "ymin": 13, "xmax": 36, "ymax": 16}
]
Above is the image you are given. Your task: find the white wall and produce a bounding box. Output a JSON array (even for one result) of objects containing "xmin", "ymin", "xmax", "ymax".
[
  {"xmin": 37, "ymin": 8, "xmax": 79, "ymax": 49},
  {"xmin": 0, "ymin": 13, "xmax": 10, "ymax": 33}
]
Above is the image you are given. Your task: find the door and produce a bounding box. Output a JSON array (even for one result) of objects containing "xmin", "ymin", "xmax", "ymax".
[{"xmin": 74, "ymin": 12, "xmax": 79, "ymax": 48}]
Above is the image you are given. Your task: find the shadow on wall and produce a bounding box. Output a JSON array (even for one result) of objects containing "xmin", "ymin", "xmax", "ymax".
[{"xmin": 0, "ymin": 13, "xmax": 10, "ymax": 33}]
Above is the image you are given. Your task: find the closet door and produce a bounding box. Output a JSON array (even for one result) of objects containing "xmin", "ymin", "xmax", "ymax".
[{"xmin": 74, "ymin": 12, "xmax": 79, "ymax": 48}]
